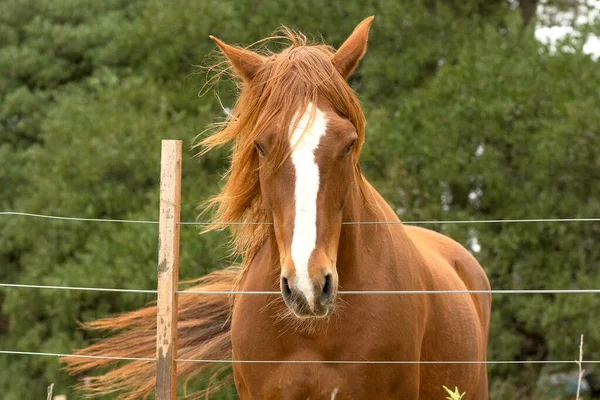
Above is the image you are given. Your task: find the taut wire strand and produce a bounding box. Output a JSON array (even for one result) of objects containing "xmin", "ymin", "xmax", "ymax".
[
  {"xmin": 2, "ymin": 283, "xmax": 600, "ymax": 295},
  {"xmin": 0, "ymin": 212, "xmax": 159, "ymax": 224},
  {"xmin": 177, "ymin": 289, "xmax": 600, "ymax": 295},
  {"xmin": 0, "ymin": 283, "xmax": 157, "ymax": 294},
  {"xmin": 1, "ymin": 283, "xmax": 600, "ymax": 295},
  {"xmin": 1, "ymin": 350, "xmax": 599, "ymax": 365},
  {"xmin": 1, "ymin": 211, "xmax": 599, "ymax": 225},
  {"xmin": 0, "ymin": 350, "xmax": 155, "ymax": 361}
]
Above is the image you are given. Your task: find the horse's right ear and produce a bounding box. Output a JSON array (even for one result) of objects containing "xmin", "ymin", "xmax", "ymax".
[{"xmin": 209, "ymin": 35, "xmax": 266, "ymax": 82}]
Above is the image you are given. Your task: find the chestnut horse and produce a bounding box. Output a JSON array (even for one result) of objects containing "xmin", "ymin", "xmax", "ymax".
[{"xmin": 64, "ymin": 17, "xmax": 491, "ymax": 399}]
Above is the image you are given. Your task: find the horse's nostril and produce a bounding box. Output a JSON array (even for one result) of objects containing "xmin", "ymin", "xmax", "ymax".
[
  {"xmin": 321, "ymin": 274, "xmax": 333, "ymax": 303},
  {"xmin": 281, "ymin": 277, "xmax": 292, "ymax": 299}
]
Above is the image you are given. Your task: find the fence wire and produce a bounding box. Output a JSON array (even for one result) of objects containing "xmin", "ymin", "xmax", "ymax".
[
  {"xmin": 0, "ymin": 350, "xmax": 598, "ymax": 365},
  {"xmin": 0, "ymin": 212, "xmax": 159, "ymax": 224},
  {"xmin": 2, "ymin": 211, "xmax": 599, "ymax": 225},
  {"xmin": 2, "ymin": 283, "xmax": 600, "ymax": 295},
  {"xmin": 0, "ymin": 283, "xmax": 156, "ymax": 294}
]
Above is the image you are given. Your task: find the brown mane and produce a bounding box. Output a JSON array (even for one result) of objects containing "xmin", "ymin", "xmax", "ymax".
[
  {"xmin": 63, "ymin": 26, "xmax": 375, "ymax": 400},
  {"xmin": 196, "ymin": 27, "xmax": 369, "ymax": 287}
]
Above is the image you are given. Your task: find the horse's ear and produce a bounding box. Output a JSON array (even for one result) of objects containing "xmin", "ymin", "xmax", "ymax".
[
  {"xmin": 209, "ymin": 35, "xmax": 266, "ymax": 82},
  {"xmin": 332, "ymin": 16, "xmax": 374, "ymax": 79}
]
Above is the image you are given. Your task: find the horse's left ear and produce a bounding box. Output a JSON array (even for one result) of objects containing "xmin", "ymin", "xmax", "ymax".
[{"xmin": 332, "ymin": 16, "xmax": 374, "ymax": 79}]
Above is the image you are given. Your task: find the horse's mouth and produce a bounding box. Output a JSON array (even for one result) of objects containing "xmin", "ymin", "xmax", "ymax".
[{"xmin": 285, "ymin": 296, "xmax": 336, "ymax": 319}]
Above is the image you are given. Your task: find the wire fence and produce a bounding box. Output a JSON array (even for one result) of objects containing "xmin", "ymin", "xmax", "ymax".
[
  {"xmin": 2, "ymin": 211, "xmax": 600, "ymax": 225},
  {"xmin": 1, "ymin": 210, "xmax": 598, "ymax": 366},
  {"xmin": 2, "ymin": 283, "xmax": 600, "ymax": 295},
  {"xmin": 1, "ymin": 350, "xmax": 599, "ymax": 365}
]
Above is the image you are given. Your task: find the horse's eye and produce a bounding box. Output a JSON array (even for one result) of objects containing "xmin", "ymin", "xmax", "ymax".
[
  {"xmin": 345, "ymin": 140, "xmax": 356, "ymax": 155},
  {"xmin": 255, "ymin": 142, "xmax": 266, "ymax": 157}
]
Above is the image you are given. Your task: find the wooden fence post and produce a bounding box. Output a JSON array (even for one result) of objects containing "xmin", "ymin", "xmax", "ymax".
[{"xmin": 156, "ymin": 140, "xmax": 182, "ymax": 400}]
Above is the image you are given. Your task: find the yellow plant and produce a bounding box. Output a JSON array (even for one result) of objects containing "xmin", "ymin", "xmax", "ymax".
[{"xmin": 443, "ymin": 386, "xmax": 466, "ymax": 400}]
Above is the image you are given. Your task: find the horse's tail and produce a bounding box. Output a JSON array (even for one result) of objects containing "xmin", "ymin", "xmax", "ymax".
[{"xmin": 62, "ymin": 267, "xmax": 239, "ymax": 399}]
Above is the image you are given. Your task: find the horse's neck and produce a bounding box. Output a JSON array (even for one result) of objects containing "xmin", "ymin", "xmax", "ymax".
[
  {"xmin": 260, "ymin": 176, "xmax": 415, "ymax": 290},
  {"xmin": 346, "ymin": 177, "xmax": 400, "ymax": 224},
  {"xmin": 336, "ymin": 177, "xmax": 415, "ymax": 289}
]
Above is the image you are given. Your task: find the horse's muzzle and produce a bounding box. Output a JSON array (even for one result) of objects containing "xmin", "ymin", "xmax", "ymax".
[{"xmin": 280, "ymin": 273, "xmax": 336, "ymax": 318}]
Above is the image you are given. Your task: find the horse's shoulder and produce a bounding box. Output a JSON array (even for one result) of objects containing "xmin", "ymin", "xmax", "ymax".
[
  {"xmin": 404, "ymin": 225, "xmax": 492, "ymax": 332},
  {"xmin": 403, "ymin": 225, "xmax": 490, "ymax": 291}
]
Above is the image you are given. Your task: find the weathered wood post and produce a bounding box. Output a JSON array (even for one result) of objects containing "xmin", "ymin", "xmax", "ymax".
[{"xmin": 156, "ymin": 140, "xmax": 182, "ymax": 399}]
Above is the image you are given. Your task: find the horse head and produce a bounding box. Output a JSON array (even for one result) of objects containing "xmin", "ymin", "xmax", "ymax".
[{"xmin": 209, "ymin": 17, "xmax": 374, "ymax": 318}]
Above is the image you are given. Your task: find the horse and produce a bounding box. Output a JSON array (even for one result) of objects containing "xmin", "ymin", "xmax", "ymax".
[{"xmin": 64, "ymin": 17, "xmax": 491, "ymax": 399}]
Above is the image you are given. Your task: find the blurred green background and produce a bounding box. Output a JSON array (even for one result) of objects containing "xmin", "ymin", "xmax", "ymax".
[{"xmin": 1, "ymin": 0, "xmax": 599, "ymax": 398}]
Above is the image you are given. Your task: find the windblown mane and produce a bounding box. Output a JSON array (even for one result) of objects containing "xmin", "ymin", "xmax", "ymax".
[
  {"xmin": 197, "ymin": 28, "xmax": 368, "ymax": 287},
  {"xmin": 63, "ymin": 26, "xmax": 373, "ymax": 400}
]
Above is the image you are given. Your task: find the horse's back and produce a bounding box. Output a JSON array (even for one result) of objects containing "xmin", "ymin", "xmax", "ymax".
[{"xmin": 404, "ymin": 225, "xmax": 491, "ymax": 399}]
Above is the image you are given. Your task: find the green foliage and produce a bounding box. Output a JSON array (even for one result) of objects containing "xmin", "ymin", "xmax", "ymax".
[
  {"xmin": 0, "ymin": 0, "xmax": 598, "ymax": 398},
  {"xmin": 366, "ymin": 18, "xmax": 600, "ymax": 394}
]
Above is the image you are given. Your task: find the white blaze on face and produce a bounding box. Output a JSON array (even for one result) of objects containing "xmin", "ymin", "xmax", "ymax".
[{"xmin": 289, "ymin": 103, "xmax": 328, "ymax": 309}]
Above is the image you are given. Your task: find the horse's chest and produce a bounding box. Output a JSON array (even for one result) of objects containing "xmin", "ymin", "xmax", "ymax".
[
  {"xmin": 230, "ymin": 295, "xmax": 421, "ymax": 399},
  {"xmin": 231, "ymin": 352, "xmax": 405, "ymax": 400},
  {"xmin": 234, "ymin": 362, "xmax": 354, "ymax": 400}
]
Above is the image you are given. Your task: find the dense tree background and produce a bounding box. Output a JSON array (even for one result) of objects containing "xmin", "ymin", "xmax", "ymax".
[{"xmin": 0, "ymin": 0, "xmax": 598, "ymax": 398}]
